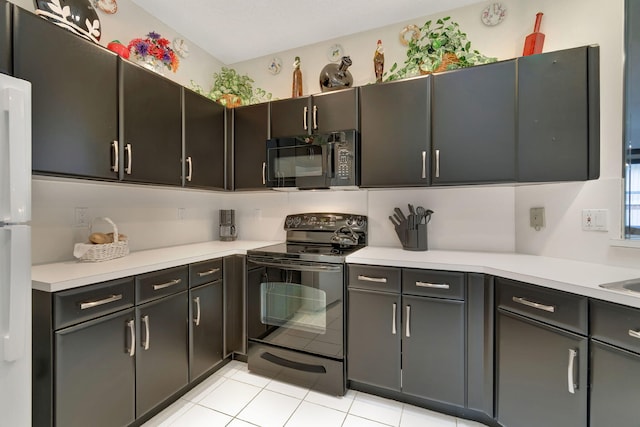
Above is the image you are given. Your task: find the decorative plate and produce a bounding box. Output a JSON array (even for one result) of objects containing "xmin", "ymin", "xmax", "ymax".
[
  {"xmin": 173, "ymin": 38, "xmax": 189, "ymax": 58},
  {"xmin": 327, "ymin": 44, "xmax": 344, "ymax": 62},
  {"xmin": 481, "ymin": 2, "xmax": 507, "ymax": 26},
  {"xmin": 34, "ymin": 0, "xmax": 101, "ymax": 43},
  {"xmin": 94, "ymin": 0, "xmax": 116, "ymax": 14},
  {"xmin": 267, "ymin": 57, "xmax": 282, "ymax": 75},
  {"xmin": 399, "ymin": 24, "xmax": 420, "ymax": 46}
]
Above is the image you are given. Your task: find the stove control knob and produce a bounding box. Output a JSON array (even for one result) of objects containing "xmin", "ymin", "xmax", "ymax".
[
  {"xmin": 346, "ymin": 217, "xmax": 355, "ymax": 227},
  {"xmin": 356, "ymin": 217, "xmax": 366, "ymax": 228},
  {"xmin": 293, "ymin": 216, "xmax": 302, "ymax": 227},
  {"xmin": 285, "ymin": 217, "xmax": 294, "ymax": 227}
]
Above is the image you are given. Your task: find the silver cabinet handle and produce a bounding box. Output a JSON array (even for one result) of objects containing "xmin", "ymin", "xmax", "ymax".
[
  {"xmin": 79, "ymin": 294, "xmax": 123, "ymax": 310},
  {"xmin": 303, "ymin": 106, "xmax": 308, "ymax": 130},
  {"xmin": 629, "ymin": 329, "xmax": 640, "ymax": 339},
  {"xmin": 416, "ymin": 281, "xmax": 450, "ymax": 289},
  {"xmin": 405, "ymin": 305, "xmax": 411, "ymax": 337},
  {"xmin": 141, "ymin": 315, "xmax": 150, "ymax": 350},
  {"xmin": 313, "ymin": 105, "xmax": 318, "ymax": 130},
  {"xmin": 126, "ymin": 319, "xmax": 135, "ymax": 357},
  {"xmin": 357, "ymin": 275, "xmax": 387, "ymax": 283},
  {"xmin": 152, "ymin": 278, "xmax": 182, "ymax": 291},
  {"xmin": 421, "ymin": 151, "xmax": 427, "ymax": 179},
  {"xmin": 568, "ymin": 349, "xmax": 578, "ymax": 394},
  {"xmin": 512, "ymin": 296, "xmax": 556, "ymax": 313},
  {"xmin": 125, "ymin": 143, "xmax": 132, "ymax": 174},
  {"xmin": 193, "ymin": 296, "xmax": 201, "ymax": 326},
  {"xmin": 186, "ymin": 156, "xmax": 193, "ymax": 182},
  {"xmin": 198, "ymin": 268, "xmax": 220, "ymax": 277},
  {"xmin": 111, "ymin": 141, "xmax": 119, "ymax": 172},
  {"xmin": 435, "ymin": 149, "xmax": 440, "ymax": 178},
  {"xmin": 262, "ymin": 162, "xmax": 266, "ymax": 185},
  {"xmin": 392, "ymin": 303, "xmax": 397, "ymax": 335}
]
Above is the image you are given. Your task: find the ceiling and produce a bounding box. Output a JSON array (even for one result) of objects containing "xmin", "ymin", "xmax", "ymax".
[{"xmin": 130, "ymin": 0, "xmax": 484, "ymax": 64}]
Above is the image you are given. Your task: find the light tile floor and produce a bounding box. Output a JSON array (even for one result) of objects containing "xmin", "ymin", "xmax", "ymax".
[{"xmin": 142, "ymin": 361, "xmax": 487, "ymax": 427}]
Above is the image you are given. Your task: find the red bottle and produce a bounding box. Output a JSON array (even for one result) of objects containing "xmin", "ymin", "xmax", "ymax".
[{"xmin": 523, "ymin": 13, "xmax": 545, "ymax": 56}]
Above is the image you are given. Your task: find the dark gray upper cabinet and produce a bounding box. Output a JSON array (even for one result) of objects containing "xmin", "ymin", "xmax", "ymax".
[
  {"xmin": 432, "ymin": 60, "xmax": 516, "ymax": 185},
  {"xmin": 270, "ymin": 88, "xmax": 358, "ymax": 137},
  {"xmin": 120, "ymin": 60, "xmax": 182, "ymax": 186},
  {"xmin": 518, "ymin": 45, "xmax": 600, "ymax": 182},
  {"xmin": 233, "ymin": 102, "xmax": 269, "ymax": 190},
  {"xmin": 359, "ymin": 76, "xmax": 431, "ymax": 187},
  {"xmin": 13, "ymin": 8, "xmax": 119, "ymax": 180},
  {"xmin": 0, "ymin": 0, "xmax": 10, "ymax": 75},
  {"xmin": 184, "ymin": 88, "xmax": 225, "ymax": 190}
]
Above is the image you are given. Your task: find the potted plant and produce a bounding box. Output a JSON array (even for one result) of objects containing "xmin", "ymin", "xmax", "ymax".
[
  {"xmin": 386, "ymin": 17, "xmax": 496, "ymax": 81},
  {"xmin": 191, "ymin": 67, "xmax": 272, "ymax": 107}
]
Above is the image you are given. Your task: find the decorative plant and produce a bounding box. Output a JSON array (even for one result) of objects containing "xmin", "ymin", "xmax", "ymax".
[
  {"xmin": 191, "ymin": 67, "xmax": 272, "ymax": 107},
  {"xmin": 385, "ymin": 17, "xmax": 496, "ymax": 81},
  {"xmin": 128, "ymin": 31, "xmax": 180, "ymax": 73}
]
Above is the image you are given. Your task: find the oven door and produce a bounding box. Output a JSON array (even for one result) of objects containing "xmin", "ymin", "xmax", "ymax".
[
  {"xmin": 247, "ymin": 257, "xmax": 344, "ymax": 359},
  {"xmin": 265, "ymin": 137, "xmax": 328, "ymax": 189}
]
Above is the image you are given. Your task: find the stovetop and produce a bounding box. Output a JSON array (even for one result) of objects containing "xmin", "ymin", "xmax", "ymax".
[{"xmin": 247, "ymin": 242, "xmax": 365, "ymax": 264}]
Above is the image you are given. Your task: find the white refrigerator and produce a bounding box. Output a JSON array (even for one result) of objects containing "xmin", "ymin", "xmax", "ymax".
[{"xmin": 0, "ymin": 73, "xmax": 32, "ymax": 427}]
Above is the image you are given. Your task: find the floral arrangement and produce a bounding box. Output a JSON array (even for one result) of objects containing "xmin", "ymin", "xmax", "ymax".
[{"xmin": 128, "ymin": 31, "xmax": 179, "ymax": 73}]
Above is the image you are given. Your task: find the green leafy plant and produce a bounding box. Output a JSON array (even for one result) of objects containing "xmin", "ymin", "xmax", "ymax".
[
  {"xmin": 386, "ymin": 17, "xmax": 497, "ymax": 81},
  {"xmin": 191, "ymin": 67, "xmax": 272, "ymax": 107}
]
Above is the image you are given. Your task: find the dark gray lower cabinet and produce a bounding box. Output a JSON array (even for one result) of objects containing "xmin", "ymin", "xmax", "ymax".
[
  {"xmin": 497, "ymin": 311, "xmax": 587, "ymax": 427},
  {"xmin": 0, "ymin": 0, "xmax": 10, "ymax": 75},
  {"xmin": 190, "ymin": 280, "xmax": 223, "ymax": 380},
  {"xmin": 135, "ymin": 292, "xmax": 189, "ymax": 417},
  {"xmin": 55, "ymin": 309, "xmax": 135, "ymax": 427},
  {"xmin": 224, "ymin": 255, "xmax": 246, "ymax": 356}
]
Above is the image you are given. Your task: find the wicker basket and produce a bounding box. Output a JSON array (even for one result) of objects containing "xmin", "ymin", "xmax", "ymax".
[
  {"xmin": 73, "ymin": 217, "xmax": 129, "ymax": 262},
  {"xmin": 420, "ymin": 53, "xmax": 460, "ymax": 75}
]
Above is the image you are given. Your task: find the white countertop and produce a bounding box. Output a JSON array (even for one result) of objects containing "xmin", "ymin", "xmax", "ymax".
[
  {"xmin": 32, "ymin": 240, "xmax": 277, "ymax": 292},
  {"xmin": 346, "ymin": 247, "xmax": 640, "ymax": 309}
]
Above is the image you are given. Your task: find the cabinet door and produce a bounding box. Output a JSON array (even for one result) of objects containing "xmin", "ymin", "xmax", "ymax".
[
  {"xmin": 224, "ymin": 255, "xmax": 246, "ymax": 356},
  {"xmin": 55, "ymin": 309, "xmax": 135, "ymax": 427},
  {"xmin": 184, "ymin": 89, "xmax": 225, "ymax": 189},
  {"xmin": 497, "ymin": 311, "xmax": 587, "ymax": 427},
  {"xmin": 311, "ymin": 88, "xmax": 358, "ymax": 133},
  {"xmin": 233, "ymin": 103, "xmax": 269, "ymax": 190},
  {"xmin": 270, "ymin": 96, "xmax": 310, "ymax": 137},
  {"xmin": 590, "ymin": 341, "xmax": 640, "ymax": 427},
  {"xmin": 190, "ymin": 281, "xmax": 223, "ymax": 381},
  {"xmin": 120, "ymin": 60, "xmax": 182, "ymax": 185},
  {"xmin": 347, "ymin": 288, "xmax": 401, "ymax": 391},
  {"xmin": 13, "ymin": 9, "xmax": 119, "ymax": 179},
  {"xmin": 136, "ymin": 292, "xmax": 189, "ymax": 417},
  {"xmin": 0, "ymin": 0, "xmax": 10, "ymax": 75},
  {"xmin": 432, "ymin": 60, "xmax": 516, "ymax": 184},
  {"xmin": 402, "ymin": 295, "xmax": 465, "ymax": 406},
  {"xmin": 359, "ymin": 76, "xmax": 431, "ymax": 187},
  {"xmin": 518, "ymin": 46, "xmax": 599, "ymax": 182}
]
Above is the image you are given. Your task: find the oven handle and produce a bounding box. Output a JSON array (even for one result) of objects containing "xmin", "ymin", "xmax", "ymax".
[
  {"xmin": 260, "ymin": 352, "xmax": 327, "ymax": 374},
  {"xmin": 248, "ymin": 258, "xmax": 342, "ymax": 273}
]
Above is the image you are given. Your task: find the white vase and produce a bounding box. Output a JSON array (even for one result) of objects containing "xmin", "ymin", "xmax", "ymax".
[{"xmin": 136, "ymin": 55, "xmax": 165, "ymax": 76}]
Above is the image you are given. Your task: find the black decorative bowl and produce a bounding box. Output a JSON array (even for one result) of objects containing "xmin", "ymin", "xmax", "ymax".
[{"xmin": 34, "ymin": 0, "xmax": 101, "ymax": 43}]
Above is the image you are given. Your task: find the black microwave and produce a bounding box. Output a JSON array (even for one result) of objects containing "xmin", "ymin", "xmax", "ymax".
[{"xmin": 265, "ymin": 130, "xmax": 359, "ymax": 189}]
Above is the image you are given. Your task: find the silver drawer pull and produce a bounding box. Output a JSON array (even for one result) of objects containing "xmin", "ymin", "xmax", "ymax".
[
  {"xmin": 141, "ymin": 315, "xmax": 150, "ymax": 350},
  {"xmin": 629, "ymin": 329, "xmax": 640, "ymax": 339},
  {"xmin": 512, "ymin": 296, "xmax": 556, "ymax": 313},
  {"xmin": 392, "ymin": 303, "xmax": 397, "ymax": 335},
  {"xmin": 152, "ymin": 278, "xmax": 182, "ymax": 291},
  {"xmin": 79, "ymin": 294, "xmax": 123, "ymax": 310},
  {"xmin": 198, "ymin": 268, "xmax": 220, "ymax": 277},
  {"xmin": 126, "ymin": 320, "xmax": 135, "ymax": 357},
  {"xmin": 568, "ymin": 349, "xmax": 578, "ymax": 394},
  {"xmin": 406, "ymin": 305, "xmax": 411, "ymax": 338},
  {"xmin": 358, "ymin": 275, "xmax": 387, "ymax": 283},
  {"xmin": 416, "ymin": 281, "xmax": 450, "ymax": 289}
]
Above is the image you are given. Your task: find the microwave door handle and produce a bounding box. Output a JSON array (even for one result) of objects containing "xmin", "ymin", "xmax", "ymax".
[{"xmin": 326, "ymin": 142, "xmax": 335, "ymax": 178}]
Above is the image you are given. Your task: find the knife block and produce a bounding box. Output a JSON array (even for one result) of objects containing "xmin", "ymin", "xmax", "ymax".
[{"xmin": 398, "ymin": 223, "xmax": 428, "ymax": 251}]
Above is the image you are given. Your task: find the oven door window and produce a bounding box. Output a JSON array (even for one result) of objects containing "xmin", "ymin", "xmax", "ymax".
[{"xmin": 260, "ymin": 282, "xmax": 326, "ymax": 334}]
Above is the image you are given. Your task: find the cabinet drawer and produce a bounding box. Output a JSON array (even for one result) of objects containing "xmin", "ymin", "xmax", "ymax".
[
  {"xmin": 348, "ymin": 265, "xmax": 400, "ymax": 293},
  {"xmin": 190, "ymin": 258, "xmax": 222, "ymax": 287},
  {"xmin": 591, "ymin": 299, "xmax": 640, "ymax": 353},
  {"xmin": 54, "ymin": 277, "xmax": 134, "ymax": 330},
  {"xmin": 402, "ymin": 269, "xmax": 465, "ymax": 300},
  {"xmin": 136, "ymin": 266, "xmax": 188, "ymax": 304},
  {"xmin": 497, "ymin": 278, "xmax": 587, "ymax": 334}
]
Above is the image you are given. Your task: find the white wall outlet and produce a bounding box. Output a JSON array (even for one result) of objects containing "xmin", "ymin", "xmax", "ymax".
[
  {"xmin": 530, "ymin": 207, "xmax": 545, "ymax": 231},
  {"xmin": 582, "ymin": 209, "xmax": 608, "ymax": 231},
  {"xmin": 177, "ymin": 208, "xmax": 186, "ymax": 220},
  {"xmin": 74, "ymin": 207, "xmax": 89, "ymax": 227}
]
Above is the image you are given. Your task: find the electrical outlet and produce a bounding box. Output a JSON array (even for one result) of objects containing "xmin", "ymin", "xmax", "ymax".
[
  {"xmin": 530, "ymin": 207, "xmax": 545, "ymax": 230},
  {"xmin": 177, "ymin": 208, "xmax": 185, "ymax": 220},
  {"xmin": 74, "ymin": 207, "xmax": 88, "ymax": 227},
  {"xmin": 582, "ymin": 209, "xmax": 608, "ymax": 231}
]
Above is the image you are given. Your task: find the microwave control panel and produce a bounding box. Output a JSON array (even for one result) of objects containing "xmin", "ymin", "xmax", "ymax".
[{"xmin": 337, "ymin": 147, "xmax": 351, "ymax": 179}]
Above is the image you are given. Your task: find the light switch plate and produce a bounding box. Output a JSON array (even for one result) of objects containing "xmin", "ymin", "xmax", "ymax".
[
  {"xmin": 582, "ymin": 209, "xmax": 608, "ymax": 231},
  {"xmin": 530, "ymin": 207, "xmax": 545, "ymax": 230}
]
